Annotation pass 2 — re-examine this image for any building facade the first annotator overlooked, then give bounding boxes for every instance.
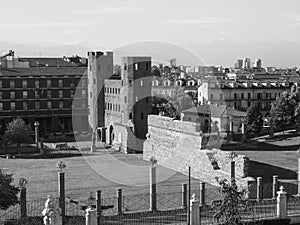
[0,55,88,137]
[198,80,292,117]
[88,53,152,152]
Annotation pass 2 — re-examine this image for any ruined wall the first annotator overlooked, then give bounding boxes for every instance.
[143,115,252,189]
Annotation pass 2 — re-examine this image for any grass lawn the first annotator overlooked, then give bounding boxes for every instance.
[0,148,206,201]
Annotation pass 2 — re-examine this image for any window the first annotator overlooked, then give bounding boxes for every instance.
[0,103,3,110]
[146,97,149,103]
[248,93,251,99]
[241,93,244,100]
[10,81,15,88]
[248,101,251,107]
[23,91,28,100]
[47,80,51,88]
[47,90,51,99]
[124,63,127,70]
[35,90,40,99]
[82,100,86,108]
[23,102,28,110]
[46,101,51,109]
[59,101,63,109]
[59,90,63,98]
[141,113,144,119]
[35,101,40,109]
[93,79,96,85]
[257,93,262,99]
[141,80,144,86]
[10,91,15,100]
[136,96,138,102]
[234,93,237,100]
[22,80,27,88]
[82,90,86,97]
[58,80,63,88]
[129,112,132,119]
[70,90,75,98]
[0,81,2,88]
[146,63,149,70]
[234,102,237,109]
[90,92,92,98]
[220,93,223,100]
[0,92,2,99]
[210,94,214,100]
[35,80,39,88]
[125,96,127,103]
[11,102,15,110]
[135,63,138,70]
[129,80,132,87]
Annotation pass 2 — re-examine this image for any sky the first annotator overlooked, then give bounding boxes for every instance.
[1,0,300,67]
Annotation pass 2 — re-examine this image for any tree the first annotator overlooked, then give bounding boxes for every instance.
[270,91,298,131]
[0,169,19,210]
[244,104,263,136]
[5,118,32,155]
[214,179,248,225]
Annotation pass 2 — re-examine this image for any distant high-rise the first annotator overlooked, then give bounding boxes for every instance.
[234,59,243,69]
[253,58,262,69]
[243,58,251,69]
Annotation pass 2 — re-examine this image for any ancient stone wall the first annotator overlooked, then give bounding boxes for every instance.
[143,115,252,189]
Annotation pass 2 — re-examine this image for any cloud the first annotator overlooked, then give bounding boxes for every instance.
[74,6,145,15]
[164,18,226,27]
[0,22,91,28]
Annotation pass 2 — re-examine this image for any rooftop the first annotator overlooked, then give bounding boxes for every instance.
[0,67,87,77]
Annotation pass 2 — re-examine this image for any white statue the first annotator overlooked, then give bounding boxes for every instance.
[42,196,62,225]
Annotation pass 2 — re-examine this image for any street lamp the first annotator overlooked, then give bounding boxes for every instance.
[34,121,40,150]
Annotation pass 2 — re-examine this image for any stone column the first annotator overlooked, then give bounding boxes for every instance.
[298,158,300,195]
[182,183,187,209]
[257,177,263,202]
[269,118,274,138]
[150,158,157,211]
[276,186,287,218]
[273,175,279,199]
[96,190,101,224]
[90,130,96,153]
[117,188,122,215]
[241,122,246,143]
[58,172,65,225]
[85,207,97,225]
[190,194,200,225]
[20,188,27,217]
[199,182,205,207]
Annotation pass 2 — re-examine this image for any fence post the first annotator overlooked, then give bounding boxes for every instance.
[199,182,205,207]
[190,194,200,225]
[276,186,287,218]
[273,175,279,199]
[58,172,66,225]
[96,190,101,224]
[257,177,263,201]
[20,187,27,217]
[182,183,187,209]
[116,188,122,215]
[86,207,97,225]
[150,161,157,211]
